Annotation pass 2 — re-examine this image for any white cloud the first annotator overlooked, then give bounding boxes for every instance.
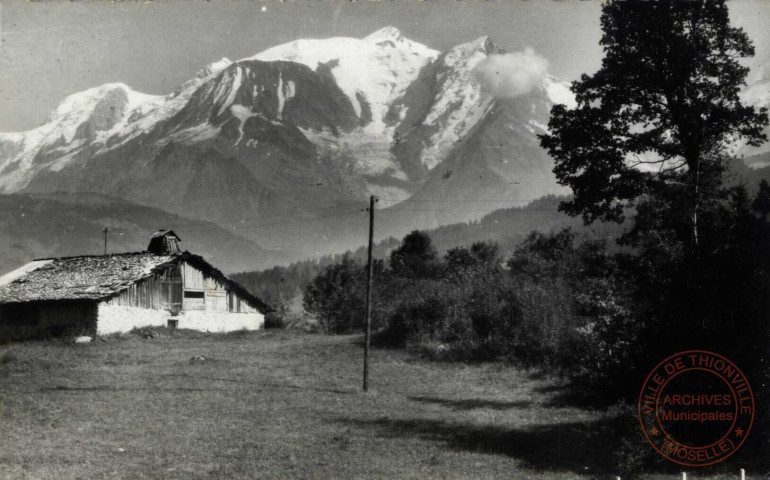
[472,48,549,99]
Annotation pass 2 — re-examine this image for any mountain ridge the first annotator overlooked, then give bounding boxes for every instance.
[0,192,281,275]
[2,27,767,269]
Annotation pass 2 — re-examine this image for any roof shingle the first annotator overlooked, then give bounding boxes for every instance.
[0,253,175,303]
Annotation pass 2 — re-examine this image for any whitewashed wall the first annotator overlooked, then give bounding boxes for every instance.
[96,303,264,335]
[176,310,264,332]
[97,305,169,335]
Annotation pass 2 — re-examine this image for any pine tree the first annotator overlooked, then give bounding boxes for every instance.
[541,0,768,252]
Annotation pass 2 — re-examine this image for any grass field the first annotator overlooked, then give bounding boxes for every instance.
[0,330,763,479]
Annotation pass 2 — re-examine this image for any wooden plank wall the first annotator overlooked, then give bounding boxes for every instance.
[181,262,206,291]
[181,261,256,313]
[103,261,257,314]
[104,264,181,311]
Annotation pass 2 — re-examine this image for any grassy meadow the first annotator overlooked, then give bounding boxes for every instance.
[0,330,763,479]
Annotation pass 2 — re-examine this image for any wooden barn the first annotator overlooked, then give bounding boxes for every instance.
[0,230,270,341]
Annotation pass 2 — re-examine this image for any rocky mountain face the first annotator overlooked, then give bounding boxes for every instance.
[10,28,766,266]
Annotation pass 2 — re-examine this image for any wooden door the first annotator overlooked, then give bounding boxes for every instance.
[161,265,183,314]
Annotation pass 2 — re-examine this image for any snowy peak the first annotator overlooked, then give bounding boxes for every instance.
[175,58,234,95]
[248,27,436,66]
[445,36,501,61]
[362,26,424,51]
[392,36,501,171]
[0,82,165,192]
[23,82,160,149]
[442,36,496,69]
[388,35,570,175]
[51,83,127,124]
[48,83,162,139]
[246,28,439,129]
[199,58,233,79]
[364,26,404,43]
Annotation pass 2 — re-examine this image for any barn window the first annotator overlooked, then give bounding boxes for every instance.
[183,290,206,311]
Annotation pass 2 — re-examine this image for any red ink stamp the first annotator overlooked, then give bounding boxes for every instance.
[638,350,754,467]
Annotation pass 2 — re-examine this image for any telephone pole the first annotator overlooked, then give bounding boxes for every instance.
[103,228,111,255]
[363,195,377,392]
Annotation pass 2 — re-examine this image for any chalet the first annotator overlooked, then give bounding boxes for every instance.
[0,230,270,342]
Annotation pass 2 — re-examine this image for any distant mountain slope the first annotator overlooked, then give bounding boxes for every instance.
[0,193,279,275]
[232,157,770,305]
[233,195,625,306]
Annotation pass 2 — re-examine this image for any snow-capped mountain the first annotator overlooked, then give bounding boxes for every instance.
[0,27,573,258]
[0,83,164,191]
[249,26,438,133]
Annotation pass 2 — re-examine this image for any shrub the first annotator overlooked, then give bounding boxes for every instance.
[264,306,288,329]
[390,230,441,279]
[303,255,367,333]
[304,229,645,393]
[508,277,575,367]
[379,279,466,347]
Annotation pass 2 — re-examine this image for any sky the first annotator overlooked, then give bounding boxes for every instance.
[1,0,769,132]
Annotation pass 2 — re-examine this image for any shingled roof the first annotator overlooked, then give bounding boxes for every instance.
[0,253,175,304]
[0,252,271,313]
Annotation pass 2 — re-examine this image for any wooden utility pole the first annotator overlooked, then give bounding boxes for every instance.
[103,228,111,256]
[363,195,376,392]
